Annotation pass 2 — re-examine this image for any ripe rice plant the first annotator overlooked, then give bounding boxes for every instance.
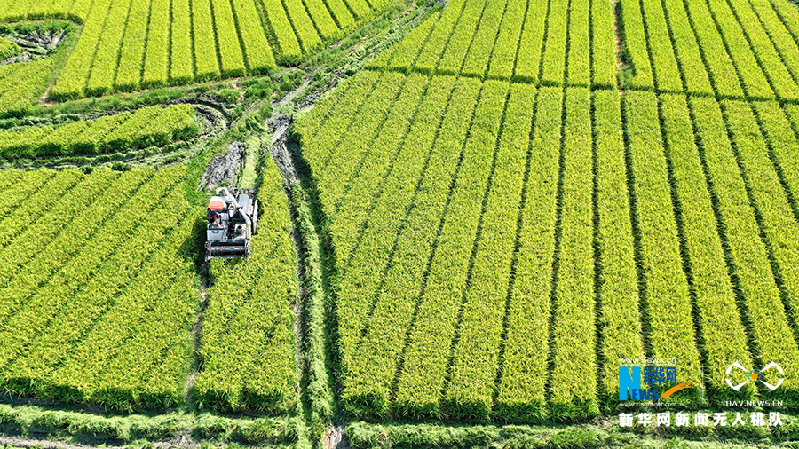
[592,90,644,406]
[412,0,468,74]
[548,87,598,418]
[170,0,195,84]
[566,0,590,86]
[678,0,744,97]
[393,80,507,420]
[442,83,534,422]
[512,0,546,82]
[540,0,567,85]
[435,0,485,76]
[339,75,457,418]
[143,0,172,87]
[721,0,799,100]
[493,86,561,423]
[591,0,617,88]
[690,95,799,397]
[703,0,773,98]
[231,0,276,74]
[660,0,713,95]
[0,166,202,410]
[113,0,150,91]
[193,0,222,80]
[658,93,753,400]
[485,0,525,80]
[85,0,131,96]
[211,0,246,77]
[618,0,654,89]
[460,0,508,79]
[640,0,683,91]
[2,0,400,99]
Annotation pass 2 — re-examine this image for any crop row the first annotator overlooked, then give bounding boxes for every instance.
[392,80,507,420]
[442,82,534,422]
[363,0,799,99]
[0,166,200,409]
[0,36,19,60]
[0,105,199,157]
[0,169,53,214]
[337,75,463,418]
[3,0,401,97]
[690,95,799,397]
[196,157,297,413]
[618,0,799,100]
[548,87,598,418]
[493,86,561,422]
[624,91,704,399]
[373,0,617,87]
[296,61,799,421]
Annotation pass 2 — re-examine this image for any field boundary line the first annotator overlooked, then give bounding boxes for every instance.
[590,91,604,405]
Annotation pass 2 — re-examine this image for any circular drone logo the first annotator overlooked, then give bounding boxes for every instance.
[725,361,784,391]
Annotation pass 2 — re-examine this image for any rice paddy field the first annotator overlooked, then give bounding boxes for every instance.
[1,0,799,447]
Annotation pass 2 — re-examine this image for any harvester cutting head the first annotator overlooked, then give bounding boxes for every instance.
[205,187,258,261]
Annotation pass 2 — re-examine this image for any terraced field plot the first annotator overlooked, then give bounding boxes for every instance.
[0,104,199,157]
[0,0,399,100]
[0,166,198,409]
[196,160,299,414]
[0,158,298,412]
[295,0,799,423]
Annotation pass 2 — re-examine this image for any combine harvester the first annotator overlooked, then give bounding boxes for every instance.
[205,187,258,261]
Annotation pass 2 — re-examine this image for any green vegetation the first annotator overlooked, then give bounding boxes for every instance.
[290,0,799,425]
[5,0,799,447]
[0,36,19,59]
